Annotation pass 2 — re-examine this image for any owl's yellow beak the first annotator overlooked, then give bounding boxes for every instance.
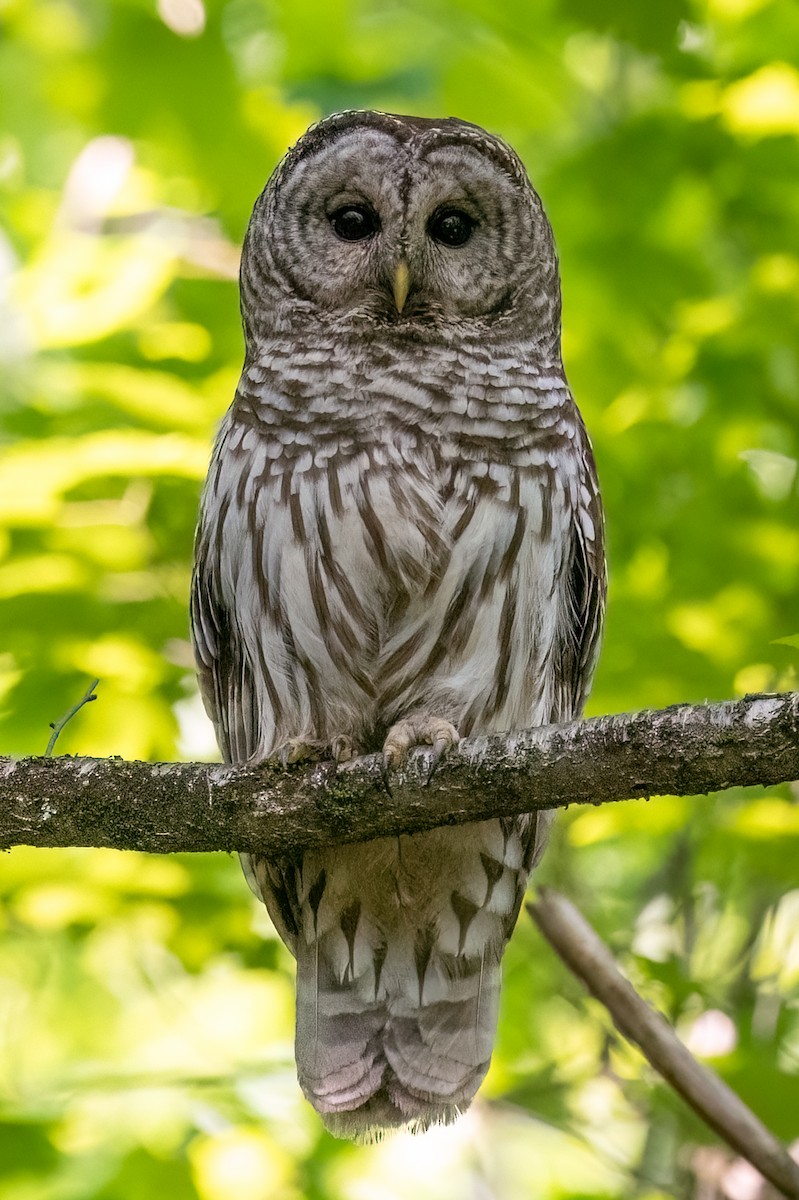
[392,260,410,314]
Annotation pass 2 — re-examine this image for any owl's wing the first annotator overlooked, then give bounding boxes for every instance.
[555,448,607,722]
[517,440,606,884]
[191,573,244,764]
[190,541,302,954]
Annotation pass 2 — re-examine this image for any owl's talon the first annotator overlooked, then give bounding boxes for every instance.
[425,734,455,785]
[331,734,357,765]
[274,735,358,770]
[382,715,460,779]
[275,738,322,768]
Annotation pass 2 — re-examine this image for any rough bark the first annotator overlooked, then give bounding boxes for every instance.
[1,691,796,855]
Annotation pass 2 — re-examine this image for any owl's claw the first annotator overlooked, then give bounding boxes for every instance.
[274,735,358,769]
[276,738,320,768]
[330,734,357,764]
[382,715,460,784]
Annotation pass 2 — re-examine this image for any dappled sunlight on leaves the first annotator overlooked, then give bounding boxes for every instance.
[17,232,178,350]
[722,62,799,137]
[751,890,799,992]
[0,431,208,525]
[189,1127,297,1200]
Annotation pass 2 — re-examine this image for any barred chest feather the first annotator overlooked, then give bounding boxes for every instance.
[200,382,584,759]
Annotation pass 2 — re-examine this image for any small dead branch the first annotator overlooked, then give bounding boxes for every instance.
[528,888,799,1200]
[44,678,99,757]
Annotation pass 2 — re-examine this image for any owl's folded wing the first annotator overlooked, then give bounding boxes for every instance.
[554,442,607,723]
[190,555,302,954]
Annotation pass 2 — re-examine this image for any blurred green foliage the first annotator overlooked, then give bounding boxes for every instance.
[1,0,798,1196]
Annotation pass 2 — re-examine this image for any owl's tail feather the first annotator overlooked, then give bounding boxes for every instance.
[295,938,501,1141]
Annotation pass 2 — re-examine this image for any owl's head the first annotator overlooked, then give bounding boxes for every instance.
[242,110,560,345]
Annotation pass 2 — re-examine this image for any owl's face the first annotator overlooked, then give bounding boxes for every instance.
[244,111,559,336]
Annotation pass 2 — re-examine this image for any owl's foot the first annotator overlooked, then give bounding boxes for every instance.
[382,714,460,782]
[274,735,358,768]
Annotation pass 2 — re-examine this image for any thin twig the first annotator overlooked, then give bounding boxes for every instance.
[45,679,99,757]
[528,887,799,1200]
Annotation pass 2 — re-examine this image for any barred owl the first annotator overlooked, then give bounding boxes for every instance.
[191,110,605,1139]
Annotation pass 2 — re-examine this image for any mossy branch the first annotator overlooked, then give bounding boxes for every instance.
[1,691,796,854]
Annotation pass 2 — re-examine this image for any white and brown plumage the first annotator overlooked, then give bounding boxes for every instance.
[191,110,606,1139]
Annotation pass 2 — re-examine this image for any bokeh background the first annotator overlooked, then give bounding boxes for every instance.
[1,0,798,1196]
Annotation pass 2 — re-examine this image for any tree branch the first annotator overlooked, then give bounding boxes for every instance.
[0,691,796,854]
[528,888,799,1200]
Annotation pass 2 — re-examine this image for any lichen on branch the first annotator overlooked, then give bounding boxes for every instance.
[0,691,796,856]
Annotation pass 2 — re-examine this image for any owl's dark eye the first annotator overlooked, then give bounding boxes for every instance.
[329,204,380,242]
[428,208,476,247]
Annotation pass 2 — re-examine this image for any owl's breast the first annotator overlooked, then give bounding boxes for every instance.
[316,443,574,733]
[344,452,453,601]
[203,398,580,752]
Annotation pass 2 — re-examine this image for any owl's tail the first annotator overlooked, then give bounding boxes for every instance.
[285,813,553,1140]
[294,930,502,1141]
